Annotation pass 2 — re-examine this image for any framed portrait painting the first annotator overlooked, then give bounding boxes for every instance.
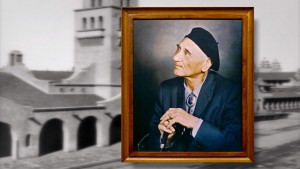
[122,7,254,162]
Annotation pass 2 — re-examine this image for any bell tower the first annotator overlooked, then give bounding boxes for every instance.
[64,0,137,98]
[70,0,123,98]
[74,0,122,73]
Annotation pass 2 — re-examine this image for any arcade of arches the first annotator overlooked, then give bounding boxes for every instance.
[0,114,121,158]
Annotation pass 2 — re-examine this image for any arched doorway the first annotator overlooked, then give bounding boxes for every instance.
[39,119,63,156]
[77,116,96,149]
[109,115,121,145]
[0,122,11,157]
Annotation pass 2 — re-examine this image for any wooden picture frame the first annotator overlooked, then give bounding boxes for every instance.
[122,7,254,162]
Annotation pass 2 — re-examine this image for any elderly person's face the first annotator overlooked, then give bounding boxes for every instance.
[173,38,212,77]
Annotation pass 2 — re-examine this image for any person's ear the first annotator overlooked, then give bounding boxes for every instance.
[201,58,212,72]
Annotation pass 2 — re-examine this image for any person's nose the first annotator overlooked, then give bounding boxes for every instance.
[173,51,182,62]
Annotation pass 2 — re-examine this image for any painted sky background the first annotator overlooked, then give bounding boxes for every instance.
[0,0,299,71]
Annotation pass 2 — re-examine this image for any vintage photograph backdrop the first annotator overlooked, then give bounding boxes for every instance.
[0,0,299,168]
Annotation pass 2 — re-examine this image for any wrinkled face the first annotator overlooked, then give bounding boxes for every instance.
[173,38,211,77]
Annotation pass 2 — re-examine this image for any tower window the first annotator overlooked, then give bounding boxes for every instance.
[82,18,87,30]
[91,0,95,8]
[90,17,95,29]
[99,16,103,29]
[98,0,102,7]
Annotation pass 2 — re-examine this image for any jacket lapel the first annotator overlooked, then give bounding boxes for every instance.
[193,71,215,118]
[176,78,185,110]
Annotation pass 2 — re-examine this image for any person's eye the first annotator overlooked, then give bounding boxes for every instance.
[175,45,181,54]
[184,49,191,56]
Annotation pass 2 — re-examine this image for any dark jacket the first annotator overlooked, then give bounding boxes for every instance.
[148,71,242,152]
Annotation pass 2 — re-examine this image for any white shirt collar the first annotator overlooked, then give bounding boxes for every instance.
[183,76,207,98]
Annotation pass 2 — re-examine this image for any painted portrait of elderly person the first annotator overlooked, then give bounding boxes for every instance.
[133,20,242,152]
[148,27,241,152]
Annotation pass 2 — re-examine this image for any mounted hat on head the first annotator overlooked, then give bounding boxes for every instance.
[185,27,220,71]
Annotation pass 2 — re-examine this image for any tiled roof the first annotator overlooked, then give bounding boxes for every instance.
[32,70,73,82]
[0,72,102,108]
[255,72,295,81]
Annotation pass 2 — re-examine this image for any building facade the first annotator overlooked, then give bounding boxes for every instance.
[0,0,138,159]
[255,59,300,119]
